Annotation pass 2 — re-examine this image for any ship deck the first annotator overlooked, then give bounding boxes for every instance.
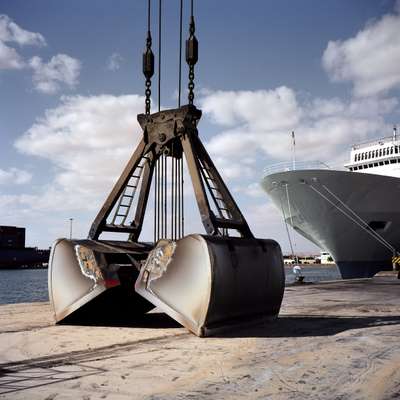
[0,274,399,400]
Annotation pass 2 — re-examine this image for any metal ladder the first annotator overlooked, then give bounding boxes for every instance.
[199,160,232,232]
[111,158,147,226]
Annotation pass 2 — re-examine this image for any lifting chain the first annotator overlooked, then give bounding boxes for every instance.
[143,1,154,115]
[186,7,198,105]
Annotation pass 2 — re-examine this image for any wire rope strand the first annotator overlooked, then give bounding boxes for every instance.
[173,152,177,240]
[161,153,164,238]
[279,193,295,259]
[171,150,174,239]
[154,157,157,243]
[285,184,297,254]
[178,0,183,107]
[164,153,167,237]
[321,183,395,251]
[157,157,161,241]
[158,0,162,112]
[181,156,184,236]
[174,154,177,239]
[174,154,177,240]
[309,184,395,254]
[147,0,151,31]
[177,156,181,238]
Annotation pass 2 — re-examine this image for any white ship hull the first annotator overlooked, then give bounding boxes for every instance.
[262,169,399,278]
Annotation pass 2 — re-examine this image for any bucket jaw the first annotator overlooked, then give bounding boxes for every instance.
[135,235,284,337]
[48,105,285,335]
[48,239,153,323]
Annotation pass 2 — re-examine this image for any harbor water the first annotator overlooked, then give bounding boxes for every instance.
[0,265,341,305]
[284,264,341,284]
[0,269,48,304]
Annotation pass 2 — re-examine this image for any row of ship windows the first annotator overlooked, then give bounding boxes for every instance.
[354,146,399,161]
[349,158,399,171]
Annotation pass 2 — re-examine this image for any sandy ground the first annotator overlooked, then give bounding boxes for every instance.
[0,275,399,400]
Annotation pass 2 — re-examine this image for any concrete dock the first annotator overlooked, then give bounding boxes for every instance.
[0,275,399,400]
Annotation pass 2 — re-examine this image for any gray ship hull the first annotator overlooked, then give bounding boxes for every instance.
[262,169,399,279]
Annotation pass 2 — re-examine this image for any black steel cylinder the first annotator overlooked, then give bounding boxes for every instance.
[143,48,154,79]
[186,35,198,65]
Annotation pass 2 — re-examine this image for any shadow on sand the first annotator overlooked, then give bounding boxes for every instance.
[61,311,400,337]
[217,314,400,338]
[0,329,187,395]
[1,313,399,395]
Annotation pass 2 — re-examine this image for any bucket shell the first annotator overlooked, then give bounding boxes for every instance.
[135,234,285,336]
[48,238,152,323]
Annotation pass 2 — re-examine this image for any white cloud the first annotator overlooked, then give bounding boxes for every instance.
[322,7,400,97]
[29,54,81,94]
[0,14,46,70]
[15,94,145,211]
[0,14,46,47]
[233,182,265,198]
[107,52,123,71]
[243,201,319,253]
[200,88,397,182]
[0,41,24,69]
[201,86,301,130]
[0,168,32,185]
[0,15,81,94]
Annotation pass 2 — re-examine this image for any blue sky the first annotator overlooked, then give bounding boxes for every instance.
[1,0,399,252]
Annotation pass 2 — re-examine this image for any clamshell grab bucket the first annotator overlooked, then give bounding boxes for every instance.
[48,238,153,323]
[135,234,285,337]
[48,105,286,334]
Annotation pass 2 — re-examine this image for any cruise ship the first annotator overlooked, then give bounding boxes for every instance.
[261,128,400,279]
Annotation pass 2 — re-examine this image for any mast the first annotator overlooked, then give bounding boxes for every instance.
[291,131,296,170]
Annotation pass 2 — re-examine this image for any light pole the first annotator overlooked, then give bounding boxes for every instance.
[69,218,73,239]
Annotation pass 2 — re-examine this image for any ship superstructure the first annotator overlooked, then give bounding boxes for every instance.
[345,128,400,177]
[261,128,400,279]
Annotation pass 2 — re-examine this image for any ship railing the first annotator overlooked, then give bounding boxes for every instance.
[352,135,400,150]
[263,161,331,176]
